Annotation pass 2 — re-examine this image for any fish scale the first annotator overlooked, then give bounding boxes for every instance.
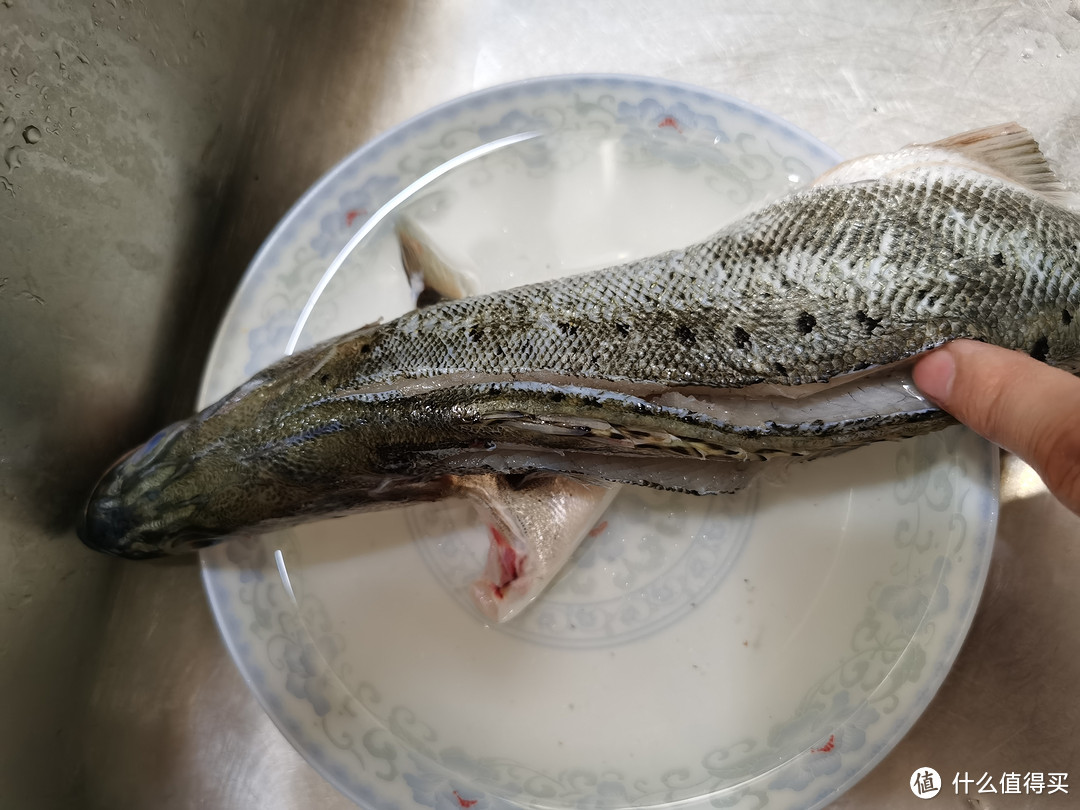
[78,123,1080,559]
[364,177,1066,391]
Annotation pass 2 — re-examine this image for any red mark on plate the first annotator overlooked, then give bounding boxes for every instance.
[811,734,836,753]
[453,791,478,808]
[658,116,682,133]
[587,520,609,538]
[345,208,366,227]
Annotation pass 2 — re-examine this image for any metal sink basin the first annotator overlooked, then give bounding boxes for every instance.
[3,1,1078,807]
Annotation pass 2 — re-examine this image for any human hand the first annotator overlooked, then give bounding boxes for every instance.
[913,339,1080,515]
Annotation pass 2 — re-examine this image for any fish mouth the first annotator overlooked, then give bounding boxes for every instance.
[77,422,215,558]
[77,446,138,555]
[78,490,158,559]
[78,475,216,558]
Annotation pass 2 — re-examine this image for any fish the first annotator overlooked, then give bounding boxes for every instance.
[80,122,1080,590]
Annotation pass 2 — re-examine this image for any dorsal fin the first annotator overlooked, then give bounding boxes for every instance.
[396,216,480,308]
[814,123,1075,208]
[928,122,1069,202]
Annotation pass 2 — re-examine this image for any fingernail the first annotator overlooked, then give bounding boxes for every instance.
[913,349,956,403]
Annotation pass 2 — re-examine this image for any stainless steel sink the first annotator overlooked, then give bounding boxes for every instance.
[3,1,1079,807]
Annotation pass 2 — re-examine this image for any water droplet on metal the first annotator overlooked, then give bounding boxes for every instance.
[4,145,23,170]
[1,0,13,8]
[9,66,18,78]
[22,125,40,144]
[1,117,13,137]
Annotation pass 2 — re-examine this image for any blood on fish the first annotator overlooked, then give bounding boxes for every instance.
[811,734,836,753]
[488,525,521,599]
[587,520,609,538]
[658,116,682,132]
[453,791,478,808]
[345,208,366,227]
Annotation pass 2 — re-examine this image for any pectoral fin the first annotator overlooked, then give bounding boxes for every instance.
[449,473,620,622]
[396,216,480,306]
[397,219,621,622]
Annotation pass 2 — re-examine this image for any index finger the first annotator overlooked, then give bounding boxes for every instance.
[912,339,1080,515]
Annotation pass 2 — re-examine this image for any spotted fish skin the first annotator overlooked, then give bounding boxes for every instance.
[80,123,1080,559]
[357,167,1080,390]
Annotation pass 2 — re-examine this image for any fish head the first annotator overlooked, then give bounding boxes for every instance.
[76,336,453,559]
[78,419,219,558]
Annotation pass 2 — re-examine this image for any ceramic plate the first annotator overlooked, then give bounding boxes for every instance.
[199,75,998,810]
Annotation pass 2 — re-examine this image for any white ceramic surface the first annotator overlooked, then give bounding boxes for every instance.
[198,75,998,810]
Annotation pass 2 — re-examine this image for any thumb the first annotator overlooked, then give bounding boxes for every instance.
[912,339,1080,515]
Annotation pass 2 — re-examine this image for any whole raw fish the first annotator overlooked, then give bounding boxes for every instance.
[80,123,1080,579]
